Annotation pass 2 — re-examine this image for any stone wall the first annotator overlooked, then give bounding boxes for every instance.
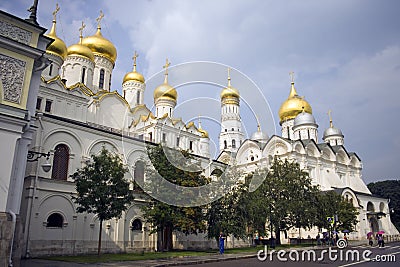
[0,212,12,267]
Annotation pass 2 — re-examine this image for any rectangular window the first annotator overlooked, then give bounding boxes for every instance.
[45,100,52,112]
[162,133,166,143]
[176,137,180,147]
[189,141,193,150]
[36,97,42,110]
[81,67,86,83]
[99,69,105,89]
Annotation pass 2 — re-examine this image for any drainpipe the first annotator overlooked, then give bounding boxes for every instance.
[24,112,44,258]
[7,210,16,267]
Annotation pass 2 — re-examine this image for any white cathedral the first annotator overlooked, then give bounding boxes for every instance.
[0,6,398,260]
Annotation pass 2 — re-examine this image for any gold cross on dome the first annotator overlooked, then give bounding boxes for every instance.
[227,67,231,86]
[132,51,138,71]
[163,58,171,75]
[328,110,333,127]
[52,3,60,21]
[96,10,104,28]
[289,71,295,83]
[79,21,86,39]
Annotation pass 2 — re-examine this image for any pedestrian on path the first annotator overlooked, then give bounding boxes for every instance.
[219,232,225,254]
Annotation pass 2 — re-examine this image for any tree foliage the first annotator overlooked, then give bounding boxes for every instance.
[314,191,359,232]
[71,147,133,255]
[206,169,250,243]
[206,157,359,245]
[139,144,209,251]
[250,157,320,244]
[368,180,400,231]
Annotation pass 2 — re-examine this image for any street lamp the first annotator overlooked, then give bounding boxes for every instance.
[27,151,51,172]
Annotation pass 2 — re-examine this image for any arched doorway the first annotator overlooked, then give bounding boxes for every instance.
[369,217,379,233]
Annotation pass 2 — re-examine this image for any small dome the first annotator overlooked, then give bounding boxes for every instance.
[220,86,240,99]
[123,52,145,84]
[323,126,343,139]
[67,41,95,61]
[294,111,316,126]
[251,130,269,142]
[123,71,145,84]
[154,59,177,102]
[198,128,209,138]
[279,82,312,124]
[221,69,240,100]
[154,83,177,102]
[45,21,67,60]
[221,71,239,100]
[82,28,117,64]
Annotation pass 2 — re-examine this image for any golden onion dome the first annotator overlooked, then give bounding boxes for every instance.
[123,52,145,84]
[220,86,240,99]
[67,38,95,62]
[153,82,177,101]
[197,118,209,138]
[123,71,145,84]
[81,27,117,64]
[45,20,68,60]
[220,70,240,99]
[278,82,312,124]
[198,128,209,138]
[154,59,177,102]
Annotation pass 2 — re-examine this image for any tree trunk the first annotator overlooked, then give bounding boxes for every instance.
[98,219,103,256]
[164,225,173,251]
[275,229,281,245]
[159,226,164,252]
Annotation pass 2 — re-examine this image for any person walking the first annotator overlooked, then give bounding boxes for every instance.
[219,232,225,254]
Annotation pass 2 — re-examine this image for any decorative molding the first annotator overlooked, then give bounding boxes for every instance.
[65,56,95,66]
[0,20,32,45]
[0,53,27,104]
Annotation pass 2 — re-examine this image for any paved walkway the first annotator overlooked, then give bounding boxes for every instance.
[20,241,368,267]
[21,252,255,267]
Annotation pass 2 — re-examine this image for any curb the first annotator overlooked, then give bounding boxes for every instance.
[151,254,256,267]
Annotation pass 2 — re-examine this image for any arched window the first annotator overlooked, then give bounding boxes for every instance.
[46,213,63,228]
[211,168,223,177]
[367,202,375,212]
[134,161,145,185]
[51,144,69,180]
[131,219,142,231]
[81,67,86,83]
[136,91,141,105]
[49,63,53,76]
[232,139,236,148]
[99,69,105,89]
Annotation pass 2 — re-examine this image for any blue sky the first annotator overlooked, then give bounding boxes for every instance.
[2,0,400,183]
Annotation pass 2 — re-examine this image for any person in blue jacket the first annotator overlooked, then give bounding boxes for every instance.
[219,232,225,254]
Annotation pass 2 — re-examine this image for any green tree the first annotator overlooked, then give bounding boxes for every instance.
[250,157,319,244]
[140,145,209,251]
[206,176,249,244]
[368,180,400,231]
[314,191,359,232]
[71,147,133,255]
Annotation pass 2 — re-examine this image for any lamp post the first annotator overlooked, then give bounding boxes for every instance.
[27,151,51,172]
[24,150,51,257]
